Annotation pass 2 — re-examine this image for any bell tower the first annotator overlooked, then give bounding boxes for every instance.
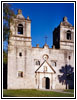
[7,9,32,89]
[53,17,74,50]
[9,9,32,47]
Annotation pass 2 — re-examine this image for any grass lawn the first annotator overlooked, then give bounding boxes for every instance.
[64,89,74,93]
[3,89,74,97]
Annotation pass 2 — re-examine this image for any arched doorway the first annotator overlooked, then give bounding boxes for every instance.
[46,77,50,89]
[42,77,50,89]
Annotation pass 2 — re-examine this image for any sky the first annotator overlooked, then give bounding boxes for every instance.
[4,3,74,49]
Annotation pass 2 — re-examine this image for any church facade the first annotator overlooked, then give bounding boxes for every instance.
[7,9,74,90]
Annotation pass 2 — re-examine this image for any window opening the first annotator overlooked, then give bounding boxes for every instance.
[36,60,40,65]
[19,52,22,57]
[55,62,56,66]
[67,30,71,40]
[68,56,71,60]
[18,71,23,77]
[18,24,23,34]
[51,61,57,67]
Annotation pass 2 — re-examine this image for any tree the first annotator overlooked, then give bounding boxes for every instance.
[3,51,7,89]
[3,3,15,89]
[3,3,15,64]
[3,3,15,42]
[58,64,74,89]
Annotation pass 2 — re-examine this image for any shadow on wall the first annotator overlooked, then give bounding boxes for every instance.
[3,63,7,89]
[58,64,74,89]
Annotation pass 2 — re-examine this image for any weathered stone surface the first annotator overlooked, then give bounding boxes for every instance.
[7,10,74,90]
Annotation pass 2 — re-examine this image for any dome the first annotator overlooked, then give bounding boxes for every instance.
[16,9,25,19]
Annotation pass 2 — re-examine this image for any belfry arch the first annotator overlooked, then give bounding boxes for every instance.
[18,24,23,34]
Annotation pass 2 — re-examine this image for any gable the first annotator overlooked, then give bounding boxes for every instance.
[35,61,56,73]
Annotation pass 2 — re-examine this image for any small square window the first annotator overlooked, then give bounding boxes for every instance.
[19,52,22,57]
[18,71,23,77]
[51,61,57,67]
[35,60,40,65]
[68,56,71,60]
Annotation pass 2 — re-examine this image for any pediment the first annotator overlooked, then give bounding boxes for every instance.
[35,60,56,73]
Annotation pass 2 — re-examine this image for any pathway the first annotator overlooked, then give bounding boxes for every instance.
[39,89,74,94]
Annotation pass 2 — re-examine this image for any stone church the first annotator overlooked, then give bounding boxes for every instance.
[7,9,74,90]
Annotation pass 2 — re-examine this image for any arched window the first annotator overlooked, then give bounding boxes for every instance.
[67,30,71,40]
[18,24,23,34]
